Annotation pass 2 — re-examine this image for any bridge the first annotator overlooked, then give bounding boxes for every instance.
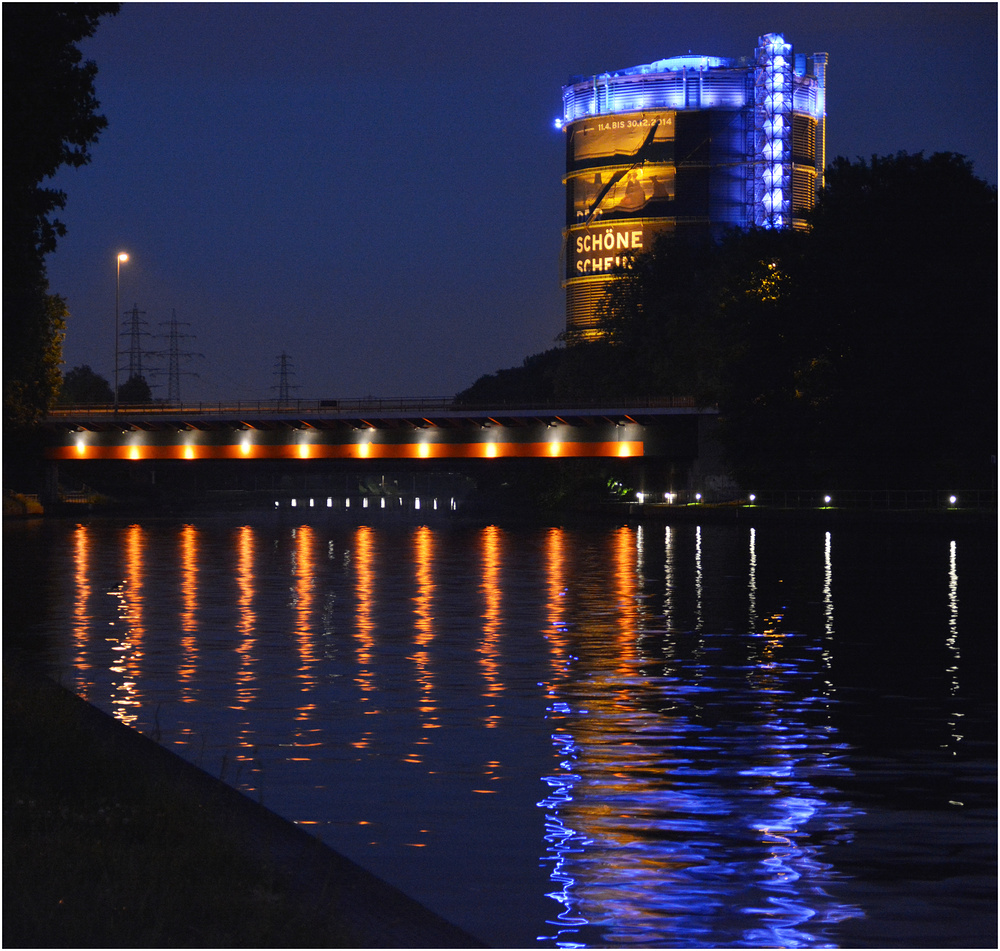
[44,397,716,463]
[40,397,724,505]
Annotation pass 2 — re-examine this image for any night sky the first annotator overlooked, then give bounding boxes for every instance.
[45,2,997,403]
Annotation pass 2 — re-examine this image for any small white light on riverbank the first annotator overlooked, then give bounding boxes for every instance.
[949,495,958,505]
[748,493,756,502]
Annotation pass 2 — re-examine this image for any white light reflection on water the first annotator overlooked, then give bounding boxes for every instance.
[663,525,676,630]
[822,530,835,696]
[947,540,960,686]
[945,539,963,753]
[694,524,704,631]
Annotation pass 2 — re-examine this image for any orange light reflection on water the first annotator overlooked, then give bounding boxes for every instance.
[232,525,257,710]
[351,525,379,749]
[293,525,317,720]
[123,523,145,655]
[178,524,199,701]
[613,525,638,683]
[544,526,569,672]
[72,524,92,697]
[478,525,504,727]
[409,525,439,762]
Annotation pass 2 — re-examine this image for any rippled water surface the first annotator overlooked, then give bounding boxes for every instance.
[6,513,996,947]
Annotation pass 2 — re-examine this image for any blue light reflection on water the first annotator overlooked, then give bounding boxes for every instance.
[9,515,996,948]
[533,523,864,947]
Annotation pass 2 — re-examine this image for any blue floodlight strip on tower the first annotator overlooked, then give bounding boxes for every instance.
[558,34,824,125]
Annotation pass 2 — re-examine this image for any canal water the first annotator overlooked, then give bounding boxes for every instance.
[5,512,996,947]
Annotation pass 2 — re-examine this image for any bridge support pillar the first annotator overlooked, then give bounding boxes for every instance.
[42,461,59,506]
[691,415,739,499]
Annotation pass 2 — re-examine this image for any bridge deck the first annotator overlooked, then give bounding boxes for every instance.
[43,399,715,464]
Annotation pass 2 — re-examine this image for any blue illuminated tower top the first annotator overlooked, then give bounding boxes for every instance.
[558,33,828,228]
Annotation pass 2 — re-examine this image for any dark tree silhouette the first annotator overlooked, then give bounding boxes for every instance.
[787,152,998,487]
[59,365,114,404]
[3,3,119,429]
[118,375,153,405]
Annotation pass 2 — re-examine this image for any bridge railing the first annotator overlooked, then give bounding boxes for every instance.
[47,395,704,418]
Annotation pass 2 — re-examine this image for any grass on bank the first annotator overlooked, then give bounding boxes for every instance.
[3,663,357,948]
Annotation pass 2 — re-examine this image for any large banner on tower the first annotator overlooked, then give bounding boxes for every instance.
[567,220,672,277]
[565,111,677,279]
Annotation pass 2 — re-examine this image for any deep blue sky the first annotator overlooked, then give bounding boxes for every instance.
[46,2,997,403]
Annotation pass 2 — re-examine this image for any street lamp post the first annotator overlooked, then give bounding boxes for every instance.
[114,252,129,412]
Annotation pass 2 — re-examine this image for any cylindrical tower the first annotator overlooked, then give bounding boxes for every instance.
[558,35,827,342]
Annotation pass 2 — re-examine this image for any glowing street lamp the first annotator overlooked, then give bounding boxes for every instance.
[114,251,129,412]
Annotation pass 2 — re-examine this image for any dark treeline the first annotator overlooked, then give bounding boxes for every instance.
[3,4,120,433]
[458,152,997,490]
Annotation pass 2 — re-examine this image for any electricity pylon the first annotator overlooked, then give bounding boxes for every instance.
[122,303,151,382]
[153,310,202,404]
[272,352,300,402]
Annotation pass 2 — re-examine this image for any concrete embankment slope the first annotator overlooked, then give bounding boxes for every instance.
[4,659,486,949]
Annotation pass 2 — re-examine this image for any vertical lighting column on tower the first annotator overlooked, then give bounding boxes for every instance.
[114,251,129,412]
[752,33,794,229]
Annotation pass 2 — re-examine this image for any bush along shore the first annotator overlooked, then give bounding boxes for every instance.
[3,659,484,949]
